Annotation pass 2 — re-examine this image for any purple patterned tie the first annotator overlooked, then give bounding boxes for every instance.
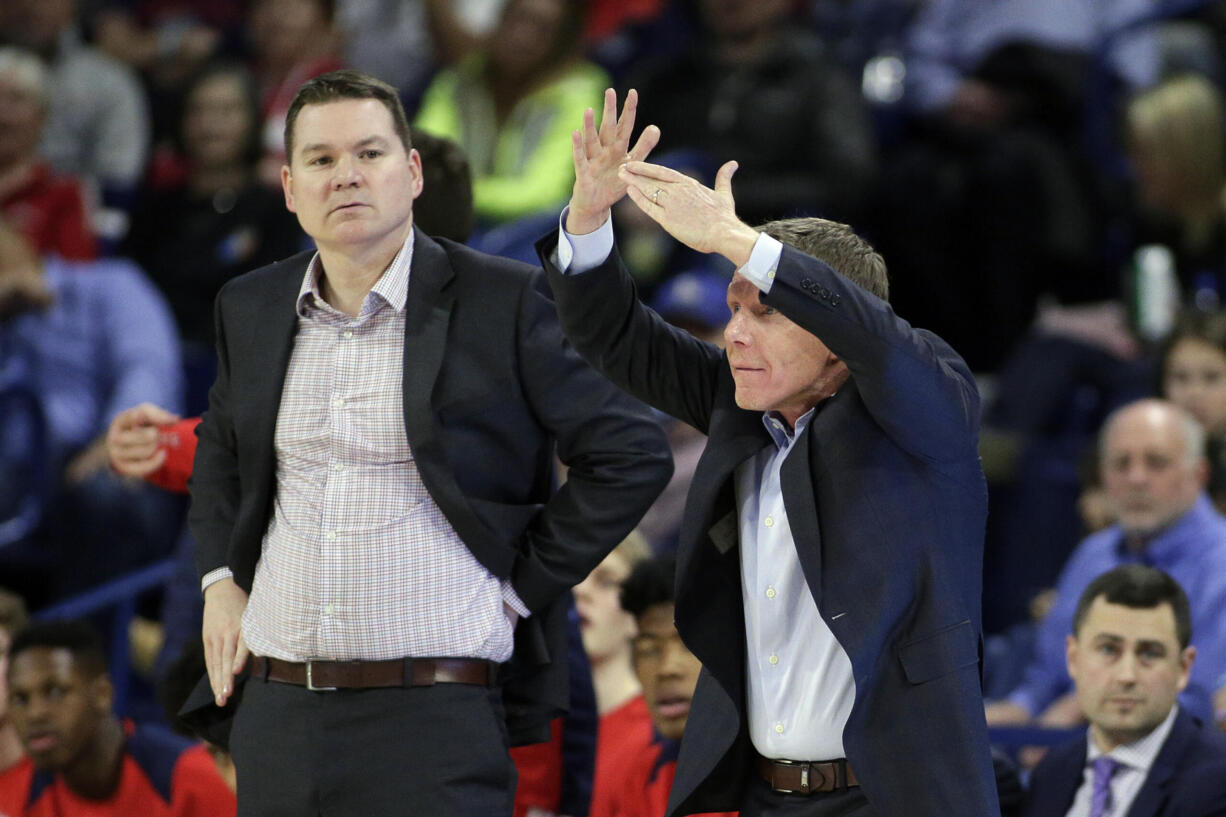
[1088,756,1120,817]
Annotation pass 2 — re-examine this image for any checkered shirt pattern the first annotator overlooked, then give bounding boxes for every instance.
[239,232,525,662]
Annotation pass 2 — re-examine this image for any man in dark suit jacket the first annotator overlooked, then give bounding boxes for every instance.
[538,90,998,816]
[183,71,672,816]
[1023,565,1226,817]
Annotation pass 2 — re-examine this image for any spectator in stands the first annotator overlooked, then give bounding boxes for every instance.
[1021,565,1226,817]
[1,619,235,816]
[0,589,29,817]
[1161,311,1226,513]
[0,222,184,607]
[903,0,1158,118]
[597,556,735,817]
[0,47,96,260]
[986,399,1226,732]
[573,531,654,817]
[0,0,151,243]
[414,0,607,224]
[1125,74,1226,308]
[627,0,876,227]
[123,62,304,353]
[248,0,344,184]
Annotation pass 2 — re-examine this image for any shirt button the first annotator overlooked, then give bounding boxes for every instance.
[332,462,345,472]
[343,329,354,339]
[767,270,776,280]
[765,586,776,599]
[771,419,783,429]
[325,530,337,541]
[764,516,774,528]
[332,396,344,409]
[769,654,779,666]
[324,604,334,615]
[775,723,784,734]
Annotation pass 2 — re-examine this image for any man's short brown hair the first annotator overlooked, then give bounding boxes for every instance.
[283,69,412,162]
[756,217,889,302]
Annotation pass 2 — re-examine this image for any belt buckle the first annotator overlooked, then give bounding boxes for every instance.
[771,759,822,795]
[305,660,337,692]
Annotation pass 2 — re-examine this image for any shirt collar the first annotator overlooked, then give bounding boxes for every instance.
[296,229,415,317]
[1113,494,1216,565]
[761,406,816,450]
[1085,705,1179,775]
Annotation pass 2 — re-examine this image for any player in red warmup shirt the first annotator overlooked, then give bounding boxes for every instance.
[1,619,234,817]
[606,557,736,817]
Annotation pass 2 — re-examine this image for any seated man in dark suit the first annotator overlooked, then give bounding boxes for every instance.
[1022,565,1226,817]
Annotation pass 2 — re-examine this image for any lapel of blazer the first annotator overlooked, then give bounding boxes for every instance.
[1125,709,1194,817]
[400,229,455,459]
[251,255,311,490]
[778,396,836,610]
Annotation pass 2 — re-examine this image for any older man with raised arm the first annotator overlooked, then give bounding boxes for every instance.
[538,89,998,817]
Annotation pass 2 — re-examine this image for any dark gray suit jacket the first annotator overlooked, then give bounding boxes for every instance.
[542,236,999,816]
[183,229,672,746]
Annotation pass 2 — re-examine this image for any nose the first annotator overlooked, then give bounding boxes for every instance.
[331,153,361,188]
[658,637,687,679]
[1114,651,1139,684]
[724,311,749,347]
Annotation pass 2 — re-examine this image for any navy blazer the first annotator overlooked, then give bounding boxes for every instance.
[543,236,998,816]
[183,229,672,746]
[1023,709,1226,817]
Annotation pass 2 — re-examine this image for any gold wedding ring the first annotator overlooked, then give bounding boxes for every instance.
[651,188,662,204]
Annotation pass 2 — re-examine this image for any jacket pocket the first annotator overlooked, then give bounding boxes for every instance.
[897,619,978,685]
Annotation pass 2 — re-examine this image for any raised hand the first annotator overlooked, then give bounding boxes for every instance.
[618,159,759,267]
[566,88,660,235]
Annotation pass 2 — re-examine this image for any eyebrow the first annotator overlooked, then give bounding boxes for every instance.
[298,136,391,155]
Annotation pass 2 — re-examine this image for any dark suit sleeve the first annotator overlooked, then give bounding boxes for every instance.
[762,245,981,465]
[187,283,241,583]
[507,269,673,611]
[539,233,726,435]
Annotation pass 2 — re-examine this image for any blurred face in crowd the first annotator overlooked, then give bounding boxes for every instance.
[0,0,75,53]
[489,0,568,80]
[724,275,845,427]
[282,98,421,258]
[7,648,112,771]
[1100,402,1205,539]
[183,72,254,171]
[0,72,45,171]
[574,551,638,666]
[699,0,790,39]
[250,0,331,67]
[633,603,702,741]
[1163,338,1226,437]
[1067,597,1193,751]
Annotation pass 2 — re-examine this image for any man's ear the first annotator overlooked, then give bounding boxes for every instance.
[281,165,296,213]
[1065,634,1079,680]
[90,673,114,716]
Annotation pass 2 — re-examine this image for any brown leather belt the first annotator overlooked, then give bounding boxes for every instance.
[757,756,859,795]
[248,656,494,692]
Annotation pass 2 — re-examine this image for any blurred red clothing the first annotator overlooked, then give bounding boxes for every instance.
[1,163,97,260]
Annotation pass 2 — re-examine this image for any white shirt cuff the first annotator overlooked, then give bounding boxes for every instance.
[501,581,531,618]
[556,206,615,274]
[736,232,783,293]
[201,566,234,594]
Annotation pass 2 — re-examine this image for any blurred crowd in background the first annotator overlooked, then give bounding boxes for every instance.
[3,0,1226,813]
